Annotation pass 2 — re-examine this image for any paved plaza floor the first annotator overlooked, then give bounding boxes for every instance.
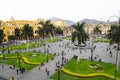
[0,39,120,80]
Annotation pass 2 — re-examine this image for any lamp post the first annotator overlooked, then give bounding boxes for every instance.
[61,51,64,66]
[90,34,94,61]
[57,63,60,80]
[107,15,120,80]
[2,49,5,63]
[91,48,93,61]
[17,51,21,69]
[46,48,48,62]
[61,56,64,66]
[45,41,48,62]
[43,43,45,54]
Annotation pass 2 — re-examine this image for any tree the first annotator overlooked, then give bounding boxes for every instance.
[38,20,55,62]
[38,20,55,39]
[93,25,101,34]
[93,25,102,41]
[106,24,120,80]
[15,28,21,40]
[55,27,63,35]
[22,24,34,39]
[21,24,34,52]
[8,35,15,43]
[71,22,88,45]
[0,29,4,44]
[37,27,44,38]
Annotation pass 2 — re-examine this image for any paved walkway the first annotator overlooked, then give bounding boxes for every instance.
[18,40,78,80]
[0,39,120,80]
[0,40,77,80]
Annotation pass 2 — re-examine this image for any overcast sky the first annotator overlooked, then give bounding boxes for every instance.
[0,0,120,22]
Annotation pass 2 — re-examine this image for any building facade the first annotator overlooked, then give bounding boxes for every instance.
[0,17,66,43]
[84,22,111,34]
[64,22,111,36]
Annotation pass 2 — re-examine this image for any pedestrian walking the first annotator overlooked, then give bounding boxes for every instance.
[10,76,14,80]
[56,62,58,66]
[47,70,49,76]
[45,67,48,72]
[16,69,19,75]
[1,64,4,70]
[38,65,41,71]
[109,51,112,57]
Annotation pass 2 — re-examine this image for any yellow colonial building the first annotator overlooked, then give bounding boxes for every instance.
[0,17,113,43]
[0,17,66,43]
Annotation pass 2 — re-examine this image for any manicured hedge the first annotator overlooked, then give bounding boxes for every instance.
[21,57,40,65]
[61,67,119,80]
[0,55,40,65]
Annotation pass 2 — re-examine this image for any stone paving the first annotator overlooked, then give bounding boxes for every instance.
[0,39,120,80]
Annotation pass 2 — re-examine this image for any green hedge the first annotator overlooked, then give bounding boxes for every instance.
[0,55,40,65]
[61,67,119,80]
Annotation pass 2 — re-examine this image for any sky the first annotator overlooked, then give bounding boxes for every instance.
[0,0,120,22]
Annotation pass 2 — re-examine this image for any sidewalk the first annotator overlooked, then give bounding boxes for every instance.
[18,41,76,80]
[0,63,27,80]
[0,40,75,80]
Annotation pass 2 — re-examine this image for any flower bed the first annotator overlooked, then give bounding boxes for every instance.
[89,63,103,71]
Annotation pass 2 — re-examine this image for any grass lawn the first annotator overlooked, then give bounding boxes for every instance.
[0,52,54,70]
[65,37,72,41]
[51,72,109,80]
[0,37,59,51]
[51,59,120,80]
[0,42,41,51]
[42,37,59,43]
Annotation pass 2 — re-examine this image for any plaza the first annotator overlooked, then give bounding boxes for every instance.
[0,36,120,80]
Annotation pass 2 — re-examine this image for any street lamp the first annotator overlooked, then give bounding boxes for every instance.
[91,48,94,61]
[61,56,64,66]
[90,34,94,61]
[61,51,64,66]
[17,51,21,69]
[44,43,46,54]
[45,41,48,62]
[107,15,120,80]
[2,49,5,63]
[46,48,48,62]
[57,63,60,80]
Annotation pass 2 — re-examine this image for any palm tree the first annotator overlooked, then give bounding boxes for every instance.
[71,22,88,45]
[0,29,4,44]
[38,20,55,39]
[8,35,15,43]
[15,28,21,40]
[106,24,120,80]
[38,20,55,62]
[55,27,63,35]
[21,24,34,52]
[37,27,45,45]
[93,25,101,34]
[14,28,21,45]
[93,25,101,41]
